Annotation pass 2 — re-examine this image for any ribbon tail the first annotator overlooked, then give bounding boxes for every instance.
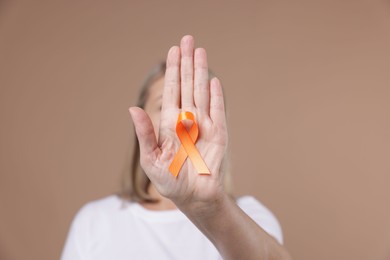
[169,146,187,177]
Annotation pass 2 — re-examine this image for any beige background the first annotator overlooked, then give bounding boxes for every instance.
[1,1,390,259]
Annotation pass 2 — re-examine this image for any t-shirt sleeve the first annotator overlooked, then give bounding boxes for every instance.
[236,196,284,245]
[61,203,95,260]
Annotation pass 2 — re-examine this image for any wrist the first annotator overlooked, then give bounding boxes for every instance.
[177,190,232,219]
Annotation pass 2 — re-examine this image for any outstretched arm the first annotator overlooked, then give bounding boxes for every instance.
[129,35,291,260]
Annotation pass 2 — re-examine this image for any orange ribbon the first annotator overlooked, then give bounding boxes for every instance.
[169,111,210,177]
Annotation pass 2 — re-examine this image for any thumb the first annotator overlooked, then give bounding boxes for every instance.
[129,107,159,163]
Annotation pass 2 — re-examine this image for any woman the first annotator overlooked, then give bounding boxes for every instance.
[62,35,291,260]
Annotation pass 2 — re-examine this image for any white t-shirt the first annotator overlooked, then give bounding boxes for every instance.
[61,195,283,260]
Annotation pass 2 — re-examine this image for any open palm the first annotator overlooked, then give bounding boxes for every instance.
[129,35,228,208]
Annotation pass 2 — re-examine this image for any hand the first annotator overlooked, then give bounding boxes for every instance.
[129,35,228,210]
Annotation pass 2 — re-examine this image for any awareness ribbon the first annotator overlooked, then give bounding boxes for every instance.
[169,111,210,177]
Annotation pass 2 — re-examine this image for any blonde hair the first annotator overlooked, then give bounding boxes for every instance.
[120,62,233,202]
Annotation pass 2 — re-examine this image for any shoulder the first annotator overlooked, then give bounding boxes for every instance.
[75,195,122,217]
[236,196,275,217]
[62,195,123,259]
[69,195,124,236]
[236,195,284,245]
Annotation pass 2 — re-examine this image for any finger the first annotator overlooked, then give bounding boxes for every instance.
[194,48,210,114]
[180,35,195,110]
[162,46,180,110]
[209,77,226,127]
[129,107,159,164]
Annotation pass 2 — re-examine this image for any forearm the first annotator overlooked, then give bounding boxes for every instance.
[178,192,292,260]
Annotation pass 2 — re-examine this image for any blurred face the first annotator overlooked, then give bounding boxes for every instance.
[143,76,164,138]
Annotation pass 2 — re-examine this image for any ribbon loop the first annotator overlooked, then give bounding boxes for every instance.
[169,111,210,177]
